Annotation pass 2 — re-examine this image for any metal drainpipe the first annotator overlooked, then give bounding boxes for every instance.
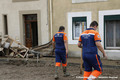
[47,0,49,40]
[50,0,53,39]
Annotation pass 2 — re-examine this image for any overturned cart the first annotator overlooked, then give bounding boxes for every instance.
[29,40,55,58]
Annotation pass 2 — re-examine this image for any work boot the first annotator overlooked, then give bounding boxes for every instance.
[63,67,70,77]
[54,66,59,79]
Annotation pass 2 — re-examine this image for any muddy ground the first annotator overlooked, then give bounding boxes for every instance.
[0,57,119,80]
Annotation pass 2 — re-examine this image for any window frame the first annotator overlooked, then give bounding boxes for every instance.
[68,12,91,44]
[99,10,120,50]
[12,0,38,2]
[3,15,8,35]
[72,0,108,3]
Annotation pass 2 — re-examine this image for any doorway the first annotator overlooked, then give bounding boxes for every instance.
[24,14,38,48]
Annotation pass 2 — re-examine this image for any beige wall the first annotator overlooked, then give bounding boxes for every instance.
[52,0,120,58]
[52,0,120,34]
[12,0,39,2]
[0,0,49,45]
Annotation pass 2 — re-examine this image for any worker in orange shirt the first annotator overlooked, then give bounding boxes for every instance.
[52,26,70,79]
[78,21,107,80]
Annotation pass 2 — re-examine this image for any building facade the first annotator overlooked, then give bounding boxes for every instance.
[0,0,49,48]
[0,0,120,60]
[51,0,120,60]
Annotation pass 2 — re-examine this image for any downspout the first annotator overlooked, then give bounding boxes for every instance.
[47,0,49,40]
[50,0,53,39]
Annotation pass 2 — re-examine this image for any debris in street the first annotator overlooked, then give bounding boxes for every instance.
[0,36,54,59]
[0,36,29,58]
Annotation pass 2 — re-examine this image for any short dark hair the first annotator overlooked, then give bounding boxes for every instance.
[59,26,65,31]
[90,21,98,27]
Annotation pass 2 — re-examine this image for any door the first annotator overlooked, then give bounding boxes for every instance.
[24,14,38,48]
[31,22,38,47]
[25,21,32,48]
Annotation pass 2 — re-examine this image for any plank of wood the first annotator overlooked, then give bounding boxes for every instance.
[10,48,24,58]
[23,49,29,58]
[80,48,83,74]
[80,22,85,74]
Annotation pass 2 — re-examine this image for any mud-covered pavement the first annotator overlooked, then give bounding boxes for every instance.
[0,57,119,80]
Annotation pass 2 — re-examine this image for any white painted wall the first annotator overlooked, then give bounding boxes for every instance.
[72,0,107,3]
[0,0,49,45]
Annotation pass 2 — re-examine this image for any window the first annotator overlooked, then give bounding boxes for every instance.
[3,15,8,35]
[24,14,37,21]
[12,0,38,2]
[72,17,87,40]
[72,0,107,3]
[68,12,91,44]
[104,15,120,49]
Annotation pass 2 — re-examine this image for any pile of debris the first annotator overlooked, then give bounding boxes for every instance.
[0,36,29,58]
[0,35,54,58]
